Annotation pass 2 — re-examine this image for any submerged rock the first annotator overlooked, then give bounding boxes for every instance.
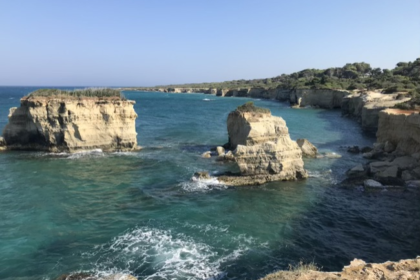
[218,103,307,186]
[201,151,211,158]
[363,179,383,188]
[296,138,318,157]
[216,146,225,156]
[0,136,5,151]
[2,91,138,152]
[193,171,211,180]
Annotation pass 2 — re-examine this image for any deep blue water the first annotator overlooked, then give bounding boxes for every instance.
[0,86,419,280]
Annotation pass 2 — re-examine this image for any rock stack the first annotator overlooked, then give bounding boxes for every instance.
[2,90,138,152]
[218,102,307,186]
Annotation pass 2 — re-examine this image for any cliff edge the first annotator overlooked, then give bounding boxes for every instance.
[2,89,138,152]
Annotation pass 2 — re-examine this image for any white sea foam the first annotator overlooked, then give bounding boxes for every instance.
[68,149,105,159]
[180,177,227,192]
[84,226,251,280]
[203,98,212,101]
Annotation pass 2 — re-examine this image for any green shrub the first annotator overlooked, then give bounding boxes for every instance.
[236,101,270,113]
[27,88,125,99]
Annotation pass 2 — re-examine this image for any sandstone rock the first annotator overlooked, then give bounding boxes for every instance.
[261,257,420,280]
[219,107,307,185]
[0,136,6,151]
[216,146,225,156]
[383,140,395,153]
[369,161,393,174]
[193,171,211,180]
[289,89,349,109]
[296,138,318,157]
[391,156,418,170]
[377,109,420,155]
[375,165,399,178]
[201,151,211,158]
[364,179,384,188]
[347,146,360,154]
[2,95,138,152]
[346,164,366,177]
[224,150,235,161]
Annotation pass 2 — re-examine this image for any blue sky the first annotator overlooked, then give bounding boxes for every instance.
[0,0,419,86]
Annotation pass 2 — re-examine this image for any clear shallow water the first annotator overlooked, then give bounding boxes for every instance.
[0,87,419,280]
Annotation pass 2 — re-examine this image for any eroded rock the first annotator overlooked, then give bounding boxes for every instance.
[296,138,318,157]
[2,95,138,152]
[219,105,307,186]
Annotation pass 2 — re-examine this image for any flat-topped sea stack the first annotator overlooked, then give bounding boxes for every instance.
[2,88,138,152]
[218,102,307,186]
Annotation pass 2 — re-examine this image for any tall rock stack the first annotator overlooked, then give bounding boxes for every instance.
[218,102,307,186]
[2,89,138,152]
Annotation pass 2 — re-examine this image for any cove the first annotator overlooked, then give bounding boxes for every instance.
[0,88,419,280]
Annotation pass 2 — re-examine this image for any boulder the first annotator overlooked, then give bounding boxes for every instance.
[193,171,211,180]
[0,136,6,151]
[224,150,235,161]
[201,151,211,158]
[402,170,415,181]
[391,156,418,170]
[375,165,399,178]
[216,146,225,156]
[364,179,384,188]
[369,161,393,174]
[346,164,366,177]
[296,138,318,157]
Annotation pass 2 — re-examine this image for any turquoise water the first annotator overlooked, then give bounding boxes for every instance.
[0,87,419,280]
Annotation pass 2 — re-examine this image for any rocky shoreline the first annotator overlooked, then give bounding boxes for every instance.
[130,86,420,189]
[260,257,420,280]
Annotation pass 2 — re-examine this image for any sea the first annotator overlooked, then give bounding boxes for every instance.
[0,86,419,280]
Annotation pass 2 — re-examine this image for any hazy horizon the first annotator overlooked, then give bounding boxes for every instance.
[1,0,419,87]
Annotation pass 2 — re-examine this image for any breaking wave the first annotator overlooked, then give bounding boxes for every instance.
[82,225,256,280]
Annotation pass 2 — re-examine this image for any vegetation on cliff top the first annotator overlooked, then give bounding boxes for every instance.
[152,58,420,94]
[27,88,126,99]
[236,101,271,114]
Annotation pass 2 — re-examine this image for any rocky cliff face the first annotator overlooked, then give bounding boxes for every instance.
[2,96,138,152]
[376,109,420,154]
[219,109,307,185]
[289,89,349,109]
[342,91,411,133]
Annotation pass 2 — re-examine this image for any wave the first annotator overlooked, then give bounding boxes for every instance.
[203,98,213,101]
[81,226,253,280]
[180,176,227,192]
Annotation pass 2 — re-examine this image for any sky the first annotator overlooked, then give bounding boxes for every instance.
[0,0,419,86]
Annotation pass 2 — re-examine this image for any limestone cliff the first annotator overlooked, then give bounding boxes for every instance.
[289,89,349,109]
[376,108,420,154]
[219,105,307,186]
[342,91,411,133]
[2,95,138,152]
